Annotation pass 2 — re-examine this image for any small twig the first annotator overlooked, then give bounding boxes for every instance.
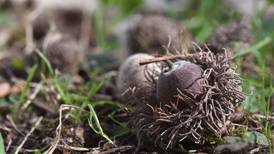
[32,101,57,115]
[139,55,188,65]
[139,52,210,66]
[44,105,84,154]
[22,83,42,110]
[44,105,66,154]
[253,114,274,120]
[57,145,90,151]
[14,117,43,154]
[6,115,24,136]
[95,145,134,154]
[0,126,12,151]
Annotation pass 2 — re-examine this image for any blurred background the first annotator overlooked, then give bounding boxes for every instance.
[0,0,273,153]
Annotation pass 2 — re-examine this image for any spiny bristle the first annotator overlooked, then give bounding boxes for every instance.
[130,46,245,147]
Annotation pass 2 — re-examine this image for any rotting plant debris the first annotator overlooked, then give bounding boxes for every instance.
[128,45,245,149]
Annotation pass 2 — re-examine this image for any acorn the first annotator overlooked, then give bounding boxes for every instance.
[130,50,245,147]
[119,14,192,56]
[117,53,160,107]
[157,61,205,106]
[209,21,255,53]
[42,31,84,74]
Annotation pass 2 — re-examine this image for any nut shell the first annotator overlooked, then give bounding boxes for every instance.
[117,53,160,106]
[157,61,204,105]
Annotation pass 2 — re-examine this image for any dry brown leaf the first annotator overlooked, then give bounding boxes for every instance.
[10,83,24,95]
[0,82,11,98]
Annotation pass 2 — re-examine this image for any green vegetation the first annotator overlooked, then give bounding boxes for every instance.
[0,0,273,153]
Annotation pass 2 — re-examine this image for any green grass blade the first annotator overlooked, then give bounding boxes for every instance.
[0,133,6,154]
[15,64,38,120]
[18,64,38,105]
[87,81,104,99]
[88,104,113,144]
[35,49,54,76]
[233,37,272,59]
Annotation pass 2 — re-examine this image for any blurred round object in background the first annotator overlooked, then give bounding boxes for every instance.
[33,0,97,34]
[10,0,32,6]
[117,14,192,57]
[53,9,85,39]
[32,13,49,42]
[0,0,12,8]
[224,0,266,18]
[28,0,97,52]
[210,21,255,53]
[42,31,84,74]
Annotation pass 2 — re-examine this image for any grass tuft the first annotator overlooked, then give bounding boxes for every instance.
[88,104,113,144]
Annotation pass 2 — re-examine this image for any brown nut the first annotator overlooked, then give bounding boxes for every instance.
[210,21,255,53]
[124,14,192,55]
[42,31,84,74]
[117,53,160,106]
[157,61,204,105]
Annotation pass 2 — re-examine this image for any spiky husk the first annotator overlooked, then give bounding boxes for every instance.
[129,45,245,149]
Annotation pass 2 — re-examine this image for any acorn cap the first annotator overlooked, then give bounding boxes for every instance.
[157,60,204,105]
[42,31,84,74]
[125,14,192,55]
[117,53,160,107]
